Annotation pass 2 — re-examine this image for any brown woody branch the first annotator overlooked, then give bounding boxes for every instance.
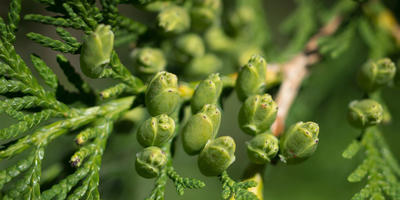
[271,16,342,136]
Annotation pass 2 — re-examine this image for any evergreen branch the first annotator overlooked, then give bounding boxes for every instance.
[342,140,361,159]
[70,143,95,167]
[55,27,81,48]
[106,51,145,93]
[114,30,138,47]
[280,0,318,59]
[319,20,356,58]
[2,0,398,199]
[62,3,90,32]
[0,61,8,75]
[0,96,53,112]
[0,109,59,140]
[0,17,13,42]
[146,167,167,200]
[67,119,113,199]
[4,108,30,121]
[3,147,44,200]
[0,39,70,113]
[67,1,99,30]
[166,166,205,195]
[75,127,97,145]
[100,0,146,35]
[219,171,258,200]
[7,0,22,41]
[348,158,370,182]
[26,32,79,54]
[113,15,147,34]
[0,78,33,94]
[374,132,400,177]
[0,150,36,189]
[71,118,112,167]
[41,161,90,200]
[30,54,58,90]
[56,54,93,95]
[99,83,129,99]
[0,96,134,160]
[0,96,133,199]
[24,14,81,29]
[0,45,43,97]
[345,128,400,199]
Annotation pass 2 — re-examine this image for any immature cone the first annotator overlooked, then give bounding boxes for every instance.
[137,114,175,147]
[191,73,223,113]
[175,33,205,58]
[229,6,255,32]
[235,55,267,101]
[198,136,236,176]
[145,71,180,116]
[185,54,222,79]
[280,121,319,164]
[182,104,221,155]
[190,0,221,31]
[80,24,114,78]
[158,5,190,33]
[238,94,277,135]
[246,133,279,164]
[348,99,383,129]
[357,58,396,92]
[135,146,167,178]
[131,47,166,75]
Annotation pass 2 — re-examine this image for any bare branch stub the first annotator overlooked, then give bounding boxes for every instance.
[272,16,342,136]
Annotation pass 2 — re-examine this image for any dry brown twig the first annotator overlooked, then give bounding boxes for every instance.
[271,16,342,136]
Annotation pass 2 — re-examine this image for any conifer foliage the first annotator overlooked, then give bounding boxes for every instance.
[0,0,399,199]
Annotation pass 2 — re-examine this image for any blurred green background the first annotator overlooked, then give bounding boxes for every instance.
[1,0,400,199]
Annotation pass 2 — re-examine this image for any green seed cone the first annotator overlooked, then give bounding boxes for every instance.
[158,5,190,33]
[190,7,216,31]
[280,121,319,164]
[191,73,223,113]
[229,6,255,32]
[137,114,175,147]
[357,58,396,92]
[185,54,222,79]
[131,47,166,75]
[235,55,267,101]
[145,71,180,116]
[190,0,221,31]
[80,24,114,78]
[182,104,221,155]
[175,33,205,58]
[238,94,277,135]
[246,133,279,164]
[198,136,236,176]
[135,146,167,178]
[348,99,383,129]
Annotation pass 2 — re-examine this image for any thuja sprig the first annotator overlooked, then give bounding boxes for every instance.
[279,0,318,60]
[318,0,398,59]
[344,58,400,199]
[26,0,146,97]
[219,171,258,200]
[166,166,205,195]
[3,0,396,199]
[0,95,134,198]
[0,1,71,143]
[343,128,400,199]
